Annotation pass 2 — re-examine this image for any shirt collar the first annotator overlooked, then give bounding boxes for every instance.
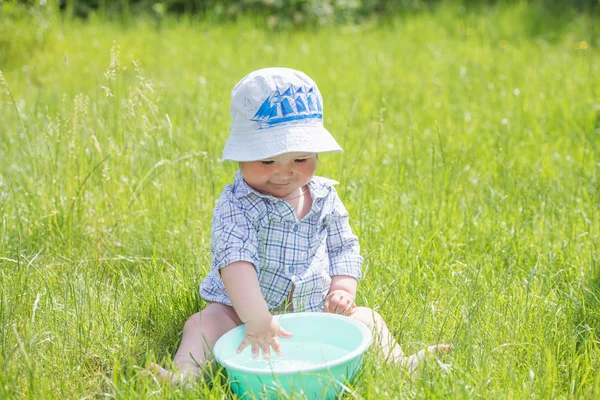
[232,169,337,200]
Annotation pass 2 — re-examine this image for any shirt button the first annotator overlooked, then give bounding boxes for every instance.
[289,266,295,273]
[293,224,299,232]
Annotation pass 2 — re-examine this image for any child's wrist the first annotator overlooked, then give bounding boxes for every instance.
[328,288,356,298]
[241,309,272,324]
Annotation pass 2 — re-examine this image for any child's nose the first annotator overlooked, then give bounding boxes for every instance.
[275,165,292,176]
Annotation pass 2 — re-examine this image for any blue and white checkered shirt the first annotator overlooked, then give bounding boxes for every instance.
[200,170,363,312]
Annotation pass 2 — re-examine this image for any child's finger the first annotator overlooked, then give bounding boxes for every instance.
[271,338,283,356]
[328,303,338,314]
[251,342,261,359]
[334,297,347,314]
[332,303,341,314]
[278,327,294,338]
[237,338,250,353]
[343,300,354,315]
[340,301,351,315]
[329,295,341,312]
[260,341,271,359]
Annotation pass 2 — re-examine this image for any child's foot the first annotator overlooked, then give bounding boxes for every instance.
[141,362,195,386]
[404,344,452,372]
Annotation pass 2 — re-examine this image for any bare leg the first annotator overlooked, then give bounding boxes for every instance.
[143,303,242,384]
[349,307,451,371]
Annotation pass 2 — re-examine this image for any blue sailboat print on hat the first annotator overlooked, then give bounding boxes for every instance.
[251,84,322,129]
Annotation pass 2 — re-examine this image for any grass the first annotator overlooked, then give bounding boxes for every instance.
[1,1,600,398]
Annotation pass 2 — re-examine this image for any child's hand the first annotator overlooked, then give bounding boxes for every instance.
[324,289,356,315]
[237,314,293,359]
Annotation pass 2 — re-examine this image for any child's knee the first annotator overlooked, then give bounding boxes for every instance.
[354,306,381,318]
[351,306,383,327]
[183,312,204,331]
[183,306,222,331]
[184,303,241,333]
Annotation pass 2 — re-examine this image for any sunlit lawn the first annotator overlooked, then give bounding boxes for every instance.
[1,2,600,398]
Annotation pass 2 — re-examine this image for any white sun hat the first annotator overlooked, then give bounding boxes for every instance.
[222,67,343,162]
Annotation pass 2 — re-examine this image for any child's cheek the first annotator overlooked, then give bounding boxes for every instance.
[255,166,272,181]
[302,160,317,174]
[259,165,272,176]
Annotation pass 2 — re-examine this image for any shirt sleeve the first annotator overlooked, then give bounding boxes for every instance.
[211,194,259,272]
[326,187,363,279]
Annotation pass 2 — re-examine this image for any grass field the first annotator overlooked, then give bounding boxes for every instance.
[1,2,600,398]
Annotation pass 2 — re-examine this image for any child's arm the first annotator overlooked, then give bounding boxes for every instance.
[324,188,363,315]
[329,274,357,296]
[221,261,293,358]
[325,188,363,279]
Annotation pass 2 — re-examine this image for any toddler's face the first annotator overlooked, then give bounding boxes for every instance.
[239,152,317,198]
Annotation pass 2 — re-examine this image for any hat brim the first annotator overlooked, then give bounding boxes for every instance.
[222,125,343,162]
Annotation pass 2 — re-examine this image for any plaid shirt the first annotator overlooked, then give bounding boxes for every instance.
[200,170,363,312]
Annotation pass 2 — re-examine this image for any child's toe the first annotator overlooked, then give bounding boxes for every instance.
[426,344,452,354]
[141,363,174,382]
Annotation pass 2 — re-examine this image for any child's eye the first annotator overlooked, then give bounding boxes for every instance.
[261,160,274,165]
[295,158,308,163]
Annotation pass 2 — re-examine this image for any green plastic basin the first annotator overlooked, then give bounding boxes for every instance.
[213,312,372,399]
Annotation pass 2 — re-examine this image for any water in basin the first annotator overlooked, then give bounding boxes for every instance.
[224,342,348,372]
